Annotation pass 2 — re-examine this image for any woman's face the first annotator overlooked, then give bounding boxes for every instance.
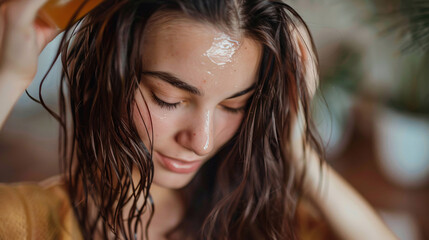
[133,15,262,189]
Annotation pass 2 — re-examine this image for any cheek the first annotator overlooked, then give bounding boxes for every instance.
[133,95,179,145]
[215,113,244,145]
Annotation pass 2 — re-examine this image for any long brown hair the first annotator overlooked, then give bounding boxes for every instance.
[37,0,321,239]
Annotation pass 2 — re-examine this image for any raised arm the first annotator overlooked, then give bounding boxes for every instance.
[0,0,59,129]
[297,148,398,240]
[289,23,398,240]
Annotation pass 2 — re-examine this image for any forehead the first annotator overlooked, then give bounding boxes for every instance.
[141,13,262,97]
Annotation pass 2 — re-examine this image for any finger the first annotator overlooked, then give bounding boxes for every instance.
[292,23,319,98]
[7,0,50,26]
[35,16,60,51]
[21,0,50,24]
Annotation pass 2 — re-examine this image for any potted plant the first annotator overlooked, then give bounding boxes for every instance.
[373,0,429,188]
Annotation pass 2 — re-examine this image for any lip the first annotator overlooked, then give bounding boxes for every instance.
[156,152,203,174]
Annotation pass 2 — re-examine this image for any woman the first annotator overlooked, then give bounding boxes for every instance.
[0,0,397,239]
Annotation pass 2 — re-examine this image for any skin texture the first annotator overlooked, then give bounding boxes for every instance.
[133,17,261,190]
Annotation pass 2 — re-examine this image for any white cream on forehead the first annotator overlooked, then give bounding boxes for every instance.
[204,32,240,66]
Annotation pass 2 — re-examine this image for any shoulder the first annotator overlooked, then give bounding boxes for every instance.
[0,176,82,240]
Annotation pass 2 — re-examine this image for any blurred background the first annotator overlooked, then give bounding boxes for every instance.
[1,0,428,239]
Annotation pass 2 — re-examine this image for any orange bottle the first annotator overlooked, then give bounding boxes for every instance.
[38,0,103,30]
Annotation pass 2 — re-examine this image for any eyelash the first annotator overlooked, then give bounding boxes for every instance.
[222,106,246,114]
[151,92,246,114]
[151,92,180,110]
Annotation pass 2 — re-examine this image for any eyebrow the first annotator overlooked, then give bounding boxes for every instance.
[142,70,255,99]
[142,71,202,96]
[226,85,255,99]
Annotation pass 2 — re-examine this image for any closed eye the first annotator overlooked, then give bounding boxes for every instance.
[222,105,246,114]
[151,92,180,110]
[221,92,253,114]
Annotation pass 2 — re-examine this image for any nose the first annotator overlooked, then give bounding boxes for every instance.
[176,109,214,156]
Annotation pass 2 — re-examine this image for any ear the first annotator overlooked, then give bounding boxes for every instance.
[291,23,319,99]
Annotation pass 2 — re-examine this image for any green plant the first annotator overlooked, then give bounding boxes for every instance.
[398,0,429,52]
[370,0,429,114]
[319,43,363,93]
[389,53,429,114]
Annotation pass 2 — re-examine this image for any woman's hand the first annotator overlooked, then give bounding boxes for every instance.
[287,22,319,191]
[0,0,60,129]
[0,0,59,82]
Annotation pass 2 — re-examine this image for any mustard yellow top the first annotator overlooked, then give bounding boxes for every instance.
[0,178,82,240]
[0,178,335,240]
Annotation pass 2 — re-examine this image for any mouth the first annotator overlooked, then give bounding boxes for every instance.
[156,152,203,174]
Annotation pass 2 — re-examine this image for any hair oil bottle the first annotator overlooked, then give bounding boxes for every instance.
[38,0,103,30]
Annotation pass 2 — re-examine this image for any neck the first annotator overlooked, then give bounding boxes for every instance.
[128,171,185,238]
